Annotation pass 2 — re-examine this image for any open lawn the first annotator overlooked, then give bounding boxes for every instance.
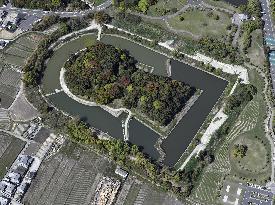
[230,132,271,182]
[147,0,187,17]
[167,7,231,38]
[0,132,26,179]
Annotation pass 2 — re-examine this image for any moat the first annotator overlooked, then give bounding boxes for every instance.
[42,33,227,166]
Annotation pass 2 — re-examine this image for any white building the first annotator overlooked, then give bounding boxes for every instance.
[0,181,16,198]
[17,155,34,169]
[115,167,128,179]
[0,196,10,205]
[232,13,249,25]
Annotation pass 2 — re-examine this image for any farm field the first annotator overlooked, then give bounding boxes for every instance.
[188,69,270,204]
[0,132,26,179]
[0,68,21,109]
[24,140,184,205]
[121,179,183,205]
[2,32,44,67]
[23,141,117,205]
[167,7,231,38]
[9,85,39,121]
[0,32,44,109]
[0,109,10,130]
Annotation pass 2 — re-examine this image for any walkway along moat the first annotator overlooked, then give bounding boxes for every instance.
[42,33,228,167]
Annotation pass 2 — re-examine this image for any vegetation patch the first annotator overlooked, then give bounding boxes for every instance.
[12,0,89,11]
[230,133,270,175]
[146,0,187,17]
[168,8,231,38]
[3,32,44,67]
[64,42,196,126]
[0,133,26,179]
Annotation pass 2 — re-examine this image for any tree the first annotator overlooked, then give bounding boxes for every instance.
[138,0,149,13]
[51,0,61,8]
[94,11,111,25]
[233,144,248,158]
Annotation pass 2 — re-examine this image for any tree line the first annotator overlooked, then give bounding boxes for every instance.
[23,15,92,86]
[66,119,214,198]
[12,0,88,10]
[197,36,244,65]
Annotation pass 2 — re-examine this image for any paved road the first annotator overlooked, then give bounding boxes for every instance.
[260,0,275,95]
[0,0,112,18]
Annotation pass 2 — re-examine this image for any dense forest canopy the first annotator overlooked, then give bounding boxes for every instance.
[12,0,88,10]
[64,42,195,125]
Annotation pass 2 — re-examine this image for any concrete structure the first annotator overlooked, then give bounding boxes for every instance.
[17,155,33,169]
[0,196,10,205]
[0,181,16,198]
[115,167,128,179]
[232,13,249,25]
[94,177,121,205]
[6,172,22,185]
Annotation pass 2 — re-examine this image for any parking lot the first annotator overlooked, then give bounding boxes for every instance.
[242,184,273,205]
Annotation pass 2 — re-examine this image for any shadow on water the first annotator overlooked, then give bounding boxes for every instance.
[43,33,228,167]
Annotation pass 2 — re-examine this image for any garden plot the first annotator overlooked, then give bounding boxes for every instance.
[0,109,10,130]
[3,32,44,67]
[0,69,21,109]
[122,179,184,205]
[0,68,21,87]
[9,85,39,121]
[0,132,26,179]
[5,46,32,58]
[0,67,22,108]
[23,142,114,205]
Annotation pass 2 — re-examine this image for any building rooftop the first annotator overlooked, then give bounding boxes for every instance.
[0,196,10,205]
[115,167,128,179]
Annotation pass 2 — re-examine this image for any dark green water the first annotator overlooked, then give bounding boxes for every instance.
[42,33,227,166]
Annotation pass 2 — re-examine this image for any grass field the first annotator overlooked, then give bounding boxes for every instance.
[167,7,231,37]
[0,132,26,179]
[246,29,265,68]
[189,69,270,204]
[147,0,187,16]
[230,133,271,181]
